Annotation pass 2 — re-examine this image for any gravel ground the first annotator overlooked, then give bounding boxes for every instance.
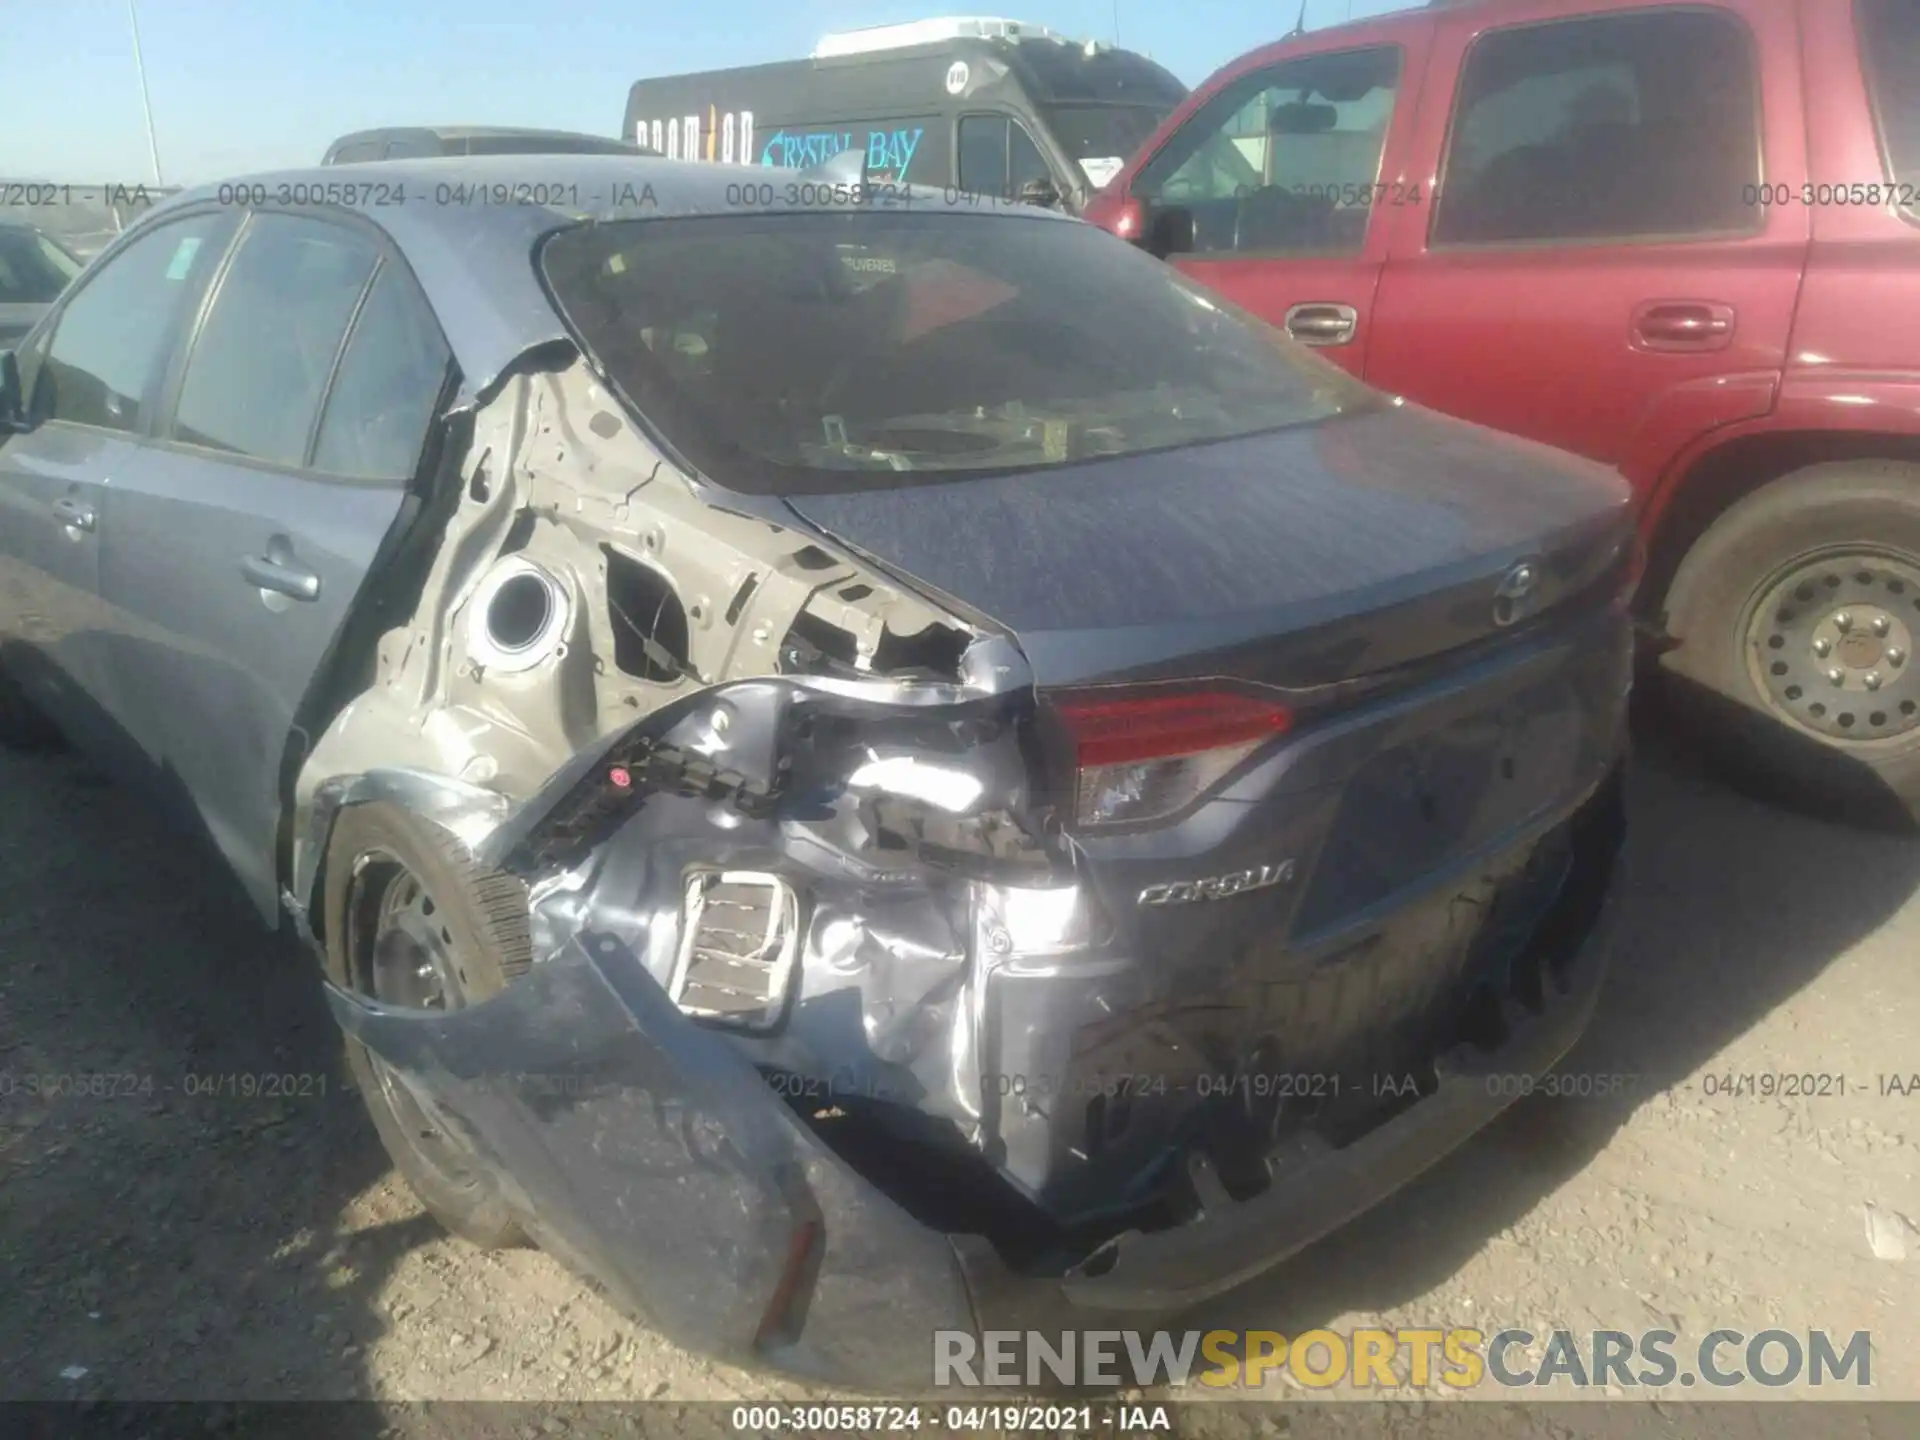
[1,734,1915,1434]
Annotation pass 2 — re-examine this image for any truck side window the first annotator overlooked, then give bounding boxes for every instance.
[957,115,1052,201]
[1432,9,1761,246]
[1129,46,1401,256]
[1856,0,1919,219]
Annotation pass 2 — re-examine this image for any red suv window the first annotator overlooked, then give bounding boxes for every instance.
[1857,0,1919,216]
[1432,8,1761,246]
[1128,45,1403,257]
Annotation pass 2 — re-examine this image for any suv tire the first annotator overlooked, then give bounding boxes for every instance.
[1657,460,1920,830]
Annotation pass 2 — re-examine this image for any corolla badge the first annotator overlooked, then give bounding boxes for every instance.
[1138,859,1297,906]
[1492,559,1543,627]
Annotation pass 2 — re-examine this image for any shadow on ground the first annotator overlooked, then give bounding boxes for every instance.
[0,738,426,1420]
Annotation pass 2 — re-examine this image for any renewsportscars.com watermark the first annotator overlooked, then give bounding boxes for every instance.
[933,1328,1874,1391]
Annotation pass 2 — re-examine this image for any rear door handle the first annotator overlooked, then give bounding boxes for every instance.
[1284,303,1359,347]
[241,541,321,602]
[1632,301,1736,352]
[51,496,96,533]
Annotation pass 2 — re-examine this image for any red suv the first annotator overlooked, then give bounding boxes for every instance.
[1086,0,1920,827]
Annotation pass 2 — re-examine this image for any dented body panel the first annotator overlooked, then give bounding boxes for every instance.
[7,156,1641,1384]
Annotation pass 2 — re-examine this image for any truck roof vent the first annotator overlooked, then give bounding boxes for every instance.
[813,17,1069,58]
[669,872,801,1031]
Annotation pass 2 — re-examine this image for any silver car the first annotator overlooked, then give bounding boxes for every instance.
[0,154,1634,1386]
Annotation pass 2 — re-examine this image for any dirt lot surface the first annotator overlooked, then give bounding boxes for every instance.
[2,734,1915,1436]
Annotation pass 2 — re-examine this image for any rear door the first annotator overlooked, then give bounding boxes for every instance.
[0,210,234,756]
[1364,0,1808,494]
[97,209,453,919]
[1122,22,1435,376]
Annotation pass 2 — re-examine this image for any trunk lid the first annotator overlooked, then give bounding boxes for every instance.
[779,404,1634,689]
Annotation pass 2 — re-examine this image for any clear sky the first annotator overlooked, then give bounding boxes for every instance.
[8,0,1413,185]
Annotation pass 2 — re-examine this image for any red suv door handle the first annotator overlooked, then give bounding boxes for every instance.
[1284,303,1358,347]
[1631,301,1736,352]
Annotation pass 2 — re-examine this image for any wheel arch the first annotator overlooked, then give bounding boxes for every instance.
[289,769,513,947]
[1641,428,1920,630]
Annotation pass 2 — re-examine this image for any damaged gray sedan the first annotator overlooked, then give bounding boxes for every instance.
[0,154,1636,1386]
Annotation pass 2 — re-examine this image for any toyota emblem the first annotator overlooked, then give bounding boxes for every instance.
[1493,560,1542,627]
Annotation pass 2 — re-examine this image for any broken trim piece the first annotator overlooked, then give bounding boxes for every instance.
[669,870,804,1031]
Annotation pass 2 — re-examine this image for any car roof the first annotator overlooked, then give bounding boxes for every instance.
[147,154,1076,406]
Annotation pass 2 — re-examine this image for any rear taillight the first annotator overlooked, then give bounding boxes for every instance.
[1052,688,1293,827]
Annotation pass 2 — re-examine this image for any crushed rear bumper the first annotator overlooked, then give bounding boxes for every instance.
[324,772,1626,1389]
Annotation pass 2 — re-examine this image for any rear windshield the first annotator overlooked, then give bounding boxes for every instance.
[539,210,1375,496]
[0,226,82,304]
[1857,0,1919,209]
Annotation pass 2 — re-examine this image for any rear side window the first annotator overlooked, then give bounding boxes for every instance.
[311,263,451,480]
[956,115,1054,200]
[1131,46,1402,256]
[37,212,230,433]
[171,213,380,467]
[1433,10,1761,246]
[1857,0,1919,214]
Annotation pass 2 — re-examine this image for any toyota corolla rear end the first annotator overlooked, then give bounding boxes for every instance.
[323,194,1634,1386]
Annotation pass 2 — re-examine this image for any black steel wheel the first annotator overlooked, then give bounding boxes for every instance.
[322,801,532,1248]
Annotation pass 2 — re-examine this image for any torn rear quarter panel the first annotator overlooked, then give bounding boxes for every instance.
[298,356,981,782]
[293,355,995,902]
[294,353,1119,1281]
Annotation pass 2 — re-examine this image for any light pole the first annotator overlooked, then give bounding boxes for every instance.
[128,0,164,186]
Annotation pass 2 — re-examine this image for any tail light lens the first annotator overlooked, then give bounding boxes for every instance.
[1052,688,1293,827]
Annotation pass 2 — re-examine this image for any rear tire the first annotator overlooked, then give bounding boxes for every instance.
[322,801,533,1249]
[1654,460,1920,830]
